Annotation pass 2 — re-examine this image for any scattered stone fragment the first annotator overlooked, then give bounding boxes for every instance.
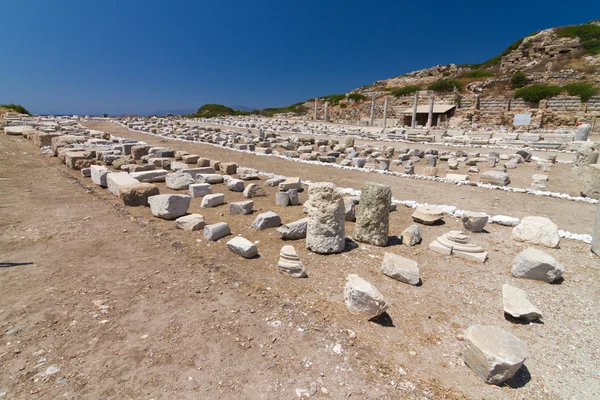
[380,253,420,285]
[265,177,286,187]
[227,236,258,258]
[219,162,238,175]
[189,183,211,198]
[412,205,444,225]
[91,165,110,187]
[147,194,191,220]
[306,182,345,254]
[512,216,560,248]
[512,248,564,282]
[227,179,245,192]
[252,211,281,230]
[277,245,307,278]
[276,192,290,206]
[353,182,391,247]
[229,200,253,215]
[277,218,308,240]
[201,193,225,208]
[279,177,302,191]
[204,222,231,241]
[175,214,206,231]
[463,325,528,385]
[243,183,268,198]
[461,211,489,232]
[344,274,388,318]
[107,172,139,197]
[196,174,224,184]
[130,169,168,183]
[401,224,422,247]
[502,284,543,321]
[480,170,511,186]
[166,171,195,190]
[491,215,520,227]
[119,183,159,206]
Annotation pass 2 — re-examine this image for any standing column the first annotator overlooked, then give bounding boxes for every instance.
[411,92,418,128]
[324,102,329,122]
[314,98,318,120]
[426,96,435,128]
[382,96,388,129]
[369,97,375,126]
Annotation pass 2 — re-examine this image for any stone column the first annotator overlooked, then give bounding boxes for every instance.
[576,123,592,141]
[369,97,375,126]
[306,182,346,254]
[314,98,318,121]
[411,92,418,128]
[382,96,388,128]
[353,182,392,247]
[324,102,329,122]
[426,96,435,128]
[593,200,600,256]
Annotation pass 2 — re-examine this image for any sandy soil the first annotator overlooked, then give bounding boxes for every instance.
[1,125,599,399]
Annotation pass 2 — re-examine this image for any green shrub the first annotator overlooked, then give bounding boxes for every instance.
[339,103,347,109]
[347,93,367,102]
[388,85,421,97]
[563,82,599,102]
[511,71,528,89]
[459,70,494,78]
[1,103,30,115]
[427,79,462,92]
[320,94,346,106]
[556,23,600,55]
[514,85,562,103]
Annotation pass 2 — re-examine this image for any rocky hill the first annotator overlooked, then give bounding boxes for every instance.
[283,20,600,129]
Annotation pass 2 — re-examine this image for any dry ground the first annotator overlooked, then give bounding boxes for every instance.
[1,124,599,399]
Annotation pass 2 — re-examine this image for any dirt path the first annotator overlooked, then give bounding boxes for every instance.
[0,134,409,399]
[3,127,599,399]
[87,122,595,234]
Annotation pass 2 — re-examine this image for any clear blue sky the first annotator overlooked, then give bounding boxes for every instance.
[0,0,595,115]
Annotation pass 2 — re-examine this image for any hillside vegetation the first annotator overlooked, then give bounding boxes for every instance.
[1,104,30,115]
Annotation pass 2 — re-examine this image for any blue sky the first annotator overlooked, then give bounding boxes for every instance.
[0,1,595,115]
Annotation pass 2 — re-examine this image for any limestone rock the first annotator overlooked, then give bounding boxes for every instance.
[412,206,444,225]
[463,325,528,385]
[243,183,268,198]
[227,179,245,192]
[380,253,420,285]
[265,177,285,187]
[512,216,559,248]
[306,182,345,254]
[130,169,168,183]
[166,171,195,190]
[107,172,139,197]
[502,284,543,321]
[229,200,254,215]
[219,162,238,175]
[275,192,290,206]
[196,174,224,184]
[512,248,564,282]
[147,194,191,220]
[189,183,211,198]
[119,183,159,206]
[461,211,489,232]
[480,171,511,186]
[277,218,308,240]
[201,193,225,208]
[91,165,110,187]
[175,214,206,231]
[279,177,302,191]
[226,236,258,258]
[491,215,520,227]
[252,211,281,230]
[277,245,307,278]
[204,222,231,241]
[581,164,600,198]
[429,231,488,263]
[401,224,422,247]
[344,274,388,318]
[353,182,392,247]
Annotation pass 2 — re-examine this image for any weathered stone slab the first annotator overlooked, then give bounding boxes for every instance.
[230,200,254,215]
[512,216,559,248]
[227,236,258,258]
[344,274,388,318]
[119,183,159,206]
[91,165,110,187]
[175,214,206,231]
[189,183,211,198]
[380,253,420,285]
[252,211,281,230]
[147,194,191,220]
[463,325,528,385]
[512,248,564,282]
[204,222,231,241]
[107,172,139,197]
[502,284,543,321]
[277,218,308,240]
[130,169,168,183]
[201,193,225,208]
